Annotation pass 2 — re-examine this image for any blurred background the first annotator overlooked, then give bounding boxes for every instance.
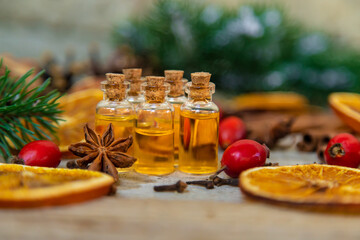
[1,0,360,104]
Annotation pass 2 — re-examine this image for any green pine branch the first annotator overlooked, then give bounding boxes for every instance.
[0,59,63,161]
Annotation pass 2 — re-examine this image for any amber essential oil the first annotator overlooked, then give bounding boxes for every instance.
[178,72,219,174]
[134,128,174,175]
[164,70,187,163]
[172,103,182,157]
[134,76,175,175]
[95,115,136,155]
[95,73,135,172]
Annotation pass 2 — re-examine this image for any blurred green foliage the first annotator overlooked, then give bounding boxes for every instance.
[113,0,360,105]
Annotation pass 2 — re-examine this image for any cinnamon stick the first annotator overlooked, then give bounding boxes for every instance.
[245,114,294,148]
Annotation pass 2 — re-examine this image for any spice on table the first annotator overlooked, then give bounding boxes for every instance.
[186,180,215,189]
[107,183,117,196]
[212,176,239,187]
[296,130,337,152]
[317,144,327,163]
[244,114,294,148]
[9,156,24,165]
[263,162,279,167]
[68,123,137,181]
[66,160,81,169]
[209,166,228,180]
[154,180,187,193]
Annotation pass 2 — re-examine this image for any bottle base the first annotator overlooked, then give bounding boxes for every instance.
[178,166,218,175]
[135,167,175,176]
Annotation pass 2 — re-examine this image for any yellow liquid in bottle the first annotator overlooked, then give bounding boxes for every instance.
[95,114,136,171]
[134,128,175,175]
[172,103,181,161]
[178,111,219,174]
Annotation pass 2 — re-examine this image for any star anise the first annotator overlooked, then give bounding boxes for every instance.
[68,123,136,181]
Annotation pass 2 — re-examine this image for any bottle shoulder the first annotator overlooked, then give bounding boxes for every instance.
[128,95,145,104]
[180,100,219,113]
[167,95,187,105]
[136,102,174,112]
[97,100,134,109]
[135,102,174,131]
[96,100,135,116]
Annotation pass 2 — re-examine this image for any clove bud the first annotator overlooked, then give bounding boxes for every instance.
[263,162,279,167]
[186,180,215,189]
[66,160,80,169]
[154,180,187,193]
[212,176,239,186]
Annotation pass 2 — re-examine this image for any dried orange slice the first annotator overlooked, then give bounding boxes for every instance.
[0,164,114,208]
[57,89,103,157]
[232,92,308,111]
[329,92,360,133]
[240,164,360,206]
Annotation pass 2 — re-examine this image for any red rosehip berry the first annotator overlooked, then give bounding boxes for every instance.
[219,106,224,121]
[219,116,246,150]
[214,101,224,121]
[221,139,269,178]
[324,133,360,168]
[18,140,62,168]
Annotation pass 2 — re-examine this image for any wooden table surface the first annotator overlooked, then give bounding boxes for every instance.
[1,150,360,240]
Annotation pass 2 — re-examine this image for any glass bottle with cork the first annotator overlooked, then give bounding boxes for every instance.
[179,72,219,174]
[123,68,145,107]
[95,73,136,168]
[164,70,187,163]
[134,76,175,175]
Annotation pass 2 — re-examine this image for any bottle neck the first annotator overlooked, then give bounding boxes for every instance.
[167,79,187,98]
[145,92,166,103]
[142,82,170,104]
[185,82,215,102]
[103,92,127,102]
[101,80,129,102]
[187,94,212,102]
[128,79,145,97]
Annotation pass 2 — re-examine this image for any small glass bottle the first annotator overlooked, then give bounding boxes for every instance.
[164,70,187,163]
[178,72,219,174]
[134,76,175,175]
[95,73,136,171]
[123,68,145,107]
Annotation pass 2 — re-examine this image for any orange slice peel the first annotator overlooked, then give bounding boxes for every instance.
[232,92,308,112]
[0,164,114,208]
[57,88,103,157]
[240,164,360,206]
[329,92,360,133]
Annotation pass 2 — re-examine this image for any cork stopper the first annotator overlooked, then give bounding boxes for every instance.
[143,76,168,103]
[123,68,142,81]
[187,72,214,100]
[123,68,144,97]
[106,73,125,83]
[165,70,186,97]
[191,72,211,85]
[102,73,127,101]
[165,70,184,82]
[146,76,165,86]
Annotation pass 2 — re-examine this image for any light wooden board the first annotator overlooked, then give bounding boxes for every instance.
[1,150,360,240]
[2,197,360,240]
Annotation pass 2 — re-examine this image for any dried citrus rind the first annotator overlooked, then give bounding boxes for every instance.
[240,164,360,206]
[232,92,308,111]
[329,92,360,133]
[0,164,114,208]
[57,88,103,156]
